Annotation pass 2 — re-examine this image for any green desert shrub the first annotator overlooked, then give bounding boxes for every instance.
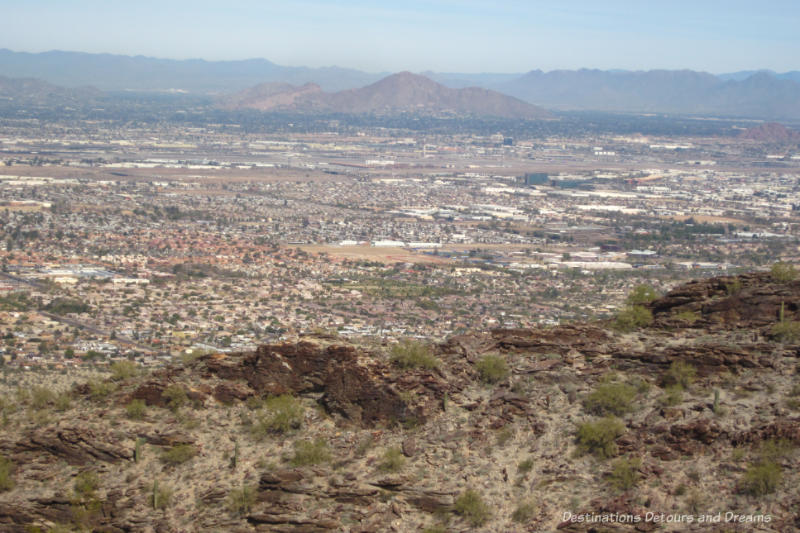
[126,399,147,420]
[390,339,440,370]
[30,386,56,409]
[614,305,653,332]
[517,457,534,474]
[726,278,743,295]
[661,385,684,406]
[771,261,797,282]
[758,438,794,462]
[251,395,304,437]
[629,377,651,395]
[583,382,637,416]
[741,460,782,496]
[453,489,491,527]
[110,360,138,381]
[378,447,406,473]
[575,417,626,459]
[73,471,99,499]
[161,444,197,465]
[626,284,659,305]
[607,457,641,492]
[495,426,514,446]
[475,354,510,384]
[290,438,330,467]
[162,385,188,412]
[149,480,173,510]
[660,361,696,389]
[226,484,257,516]
[87,379,116,401]
[771,320,800,342]
[0,454,13,491]
[674,310,700,324]
[511,499,538,523]
[54,393,72,412]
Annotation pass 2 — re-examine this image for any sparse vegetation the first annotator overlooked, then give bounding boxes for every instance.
[227,484,257,516]
[726,278,743,295]
[87,379,116,401]
[390,339,440,370]
[454,489,491,527]
[626,284,659,305]
[674,310,700,324]
[739,439,793,496]
[787,385,800,410]
[771,320,800,342]
[517,457,534,474]
[0,454,14,492]
[161,444,197,465]
[126,399,147,420]
[712,388,725,416]
[73,471,99,499]
[378,447,406,473]
[511,499,538,523]
[475,354,509,384]
[660,361,696,389]
[110,360,138,381]
[251,394,304,437]
[54,393,71,412]
[583,382,637,416]
[661,385,684,406]
[732,447,747,461]
[30,386,56,409]
[290,438,330,466]
[771,261,797,282]
[150,479,172,510]
[575,417,626,459]
[741,460,782,496]
[613,305,653,332]
[162,384,188,412]
[607,457,641,491]
[495,426,514,446]
[758,438,793,462]
[134,438,145,463]
[684,489,708,514]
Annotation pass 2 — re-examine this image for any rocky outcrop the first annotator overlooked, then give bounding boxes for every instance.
[650,272,800,330]
[0,498,75,533]
[249,467,456,531]
[13,425,131,465]
[731,418,800,446]
[202,341,443,427]
[615,342,774,373]
[441,325,611,360]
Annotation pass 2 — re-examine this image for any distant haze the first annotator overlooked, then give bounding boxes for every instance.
[2,50,800,120]
[1,0,798,73]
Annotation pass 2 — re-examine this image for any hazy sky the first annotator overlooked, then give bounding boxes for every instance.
[3,0,798,73]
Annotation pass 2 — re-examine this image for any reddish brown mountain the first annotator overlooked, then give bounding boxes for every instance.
[739,122,800,143]
[219,72,551,119]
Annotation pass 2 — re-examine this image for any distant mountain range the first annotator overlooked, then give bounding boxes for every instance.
[495,69,800,119]
[0,49,383,93]
[2,49,800,120]
[0,75,99,105]
[220,72,551,119]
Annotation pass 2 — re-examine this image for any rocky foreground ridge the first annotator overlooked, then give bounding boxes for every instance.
[0,271,799,532]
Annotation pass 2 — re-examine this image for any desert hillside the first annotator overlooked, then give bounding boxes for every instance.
[1,269,799,532]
